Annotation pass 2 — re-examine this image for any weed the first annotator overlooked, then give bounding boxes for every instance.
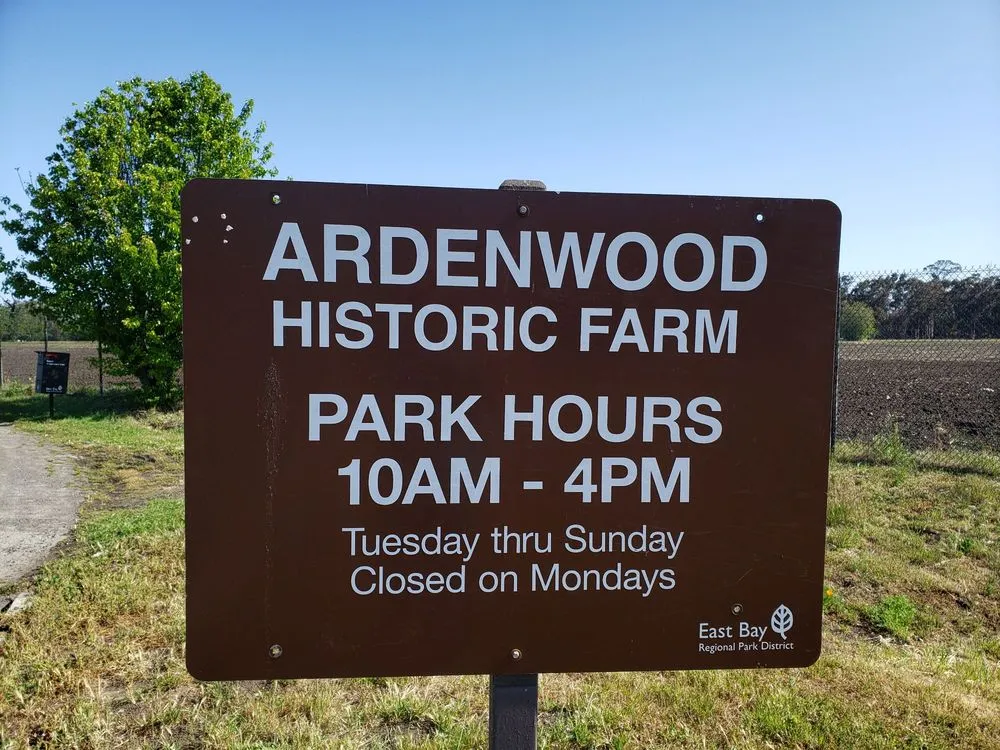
[826,498,853,526]
[872,422,915,469]
[982,638,1000,661]
[822,586,850,618]
[957,536,981,556]
[0,379,32,398]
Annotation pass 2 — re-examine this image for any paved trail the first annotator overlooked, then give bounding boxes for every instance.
[0,424,82,584]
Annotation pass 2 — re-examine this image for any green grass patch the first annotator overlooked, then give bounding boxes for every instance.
[79,499,184,547]
[864,595,919,640]
[5,394,183,456]
[0,380,34,399]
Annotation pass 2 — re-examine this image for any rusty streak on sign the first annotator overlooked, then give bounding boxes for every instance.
[182,179,841,680]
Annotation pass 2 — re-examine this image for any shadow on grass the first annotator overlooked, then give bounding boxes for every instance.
[911,454,1000,478]
[0,387,155,425]
[834,443,1000,479]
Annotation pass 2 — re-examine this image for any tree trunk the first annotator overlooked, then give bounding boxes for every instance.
[136,366,155,392]
[98,339,104,396]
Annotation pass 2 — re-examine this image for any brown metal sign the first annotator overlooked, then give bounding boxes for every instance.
[182,179,841,680]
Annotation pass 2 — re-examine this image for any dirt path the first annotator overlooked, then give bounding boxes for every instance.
[0,424,83,584]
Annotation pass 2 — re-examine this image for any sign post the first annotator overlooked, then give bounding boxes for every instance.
[182,179,841,735]
[489,674,538,749]
[489,179,546,749]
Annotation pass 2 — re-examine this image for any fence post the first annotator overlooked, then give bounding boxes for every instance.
[831,288,841,452]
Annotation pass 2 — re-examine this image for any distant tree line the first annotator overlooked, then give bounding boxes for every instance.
[839,261,1000,340]
[0,299,77,341]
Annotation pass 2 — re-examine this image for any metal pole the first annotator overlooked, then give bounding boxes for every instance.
[488,179,547,750]
[44,317,53,418]
[831,284,842,451]
[489,674,538,750]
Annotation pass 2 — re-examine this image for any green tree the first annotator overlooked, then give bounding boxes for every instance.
[839,300,878,341]
[1,72,275,404]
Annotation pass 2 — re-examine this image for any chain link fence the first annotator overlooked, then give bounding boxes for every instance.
[834,263,1000,473]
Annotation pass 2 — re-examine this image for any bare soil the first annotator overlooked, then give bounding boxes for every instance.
[836,354,1000,450]
[0,341,135,390]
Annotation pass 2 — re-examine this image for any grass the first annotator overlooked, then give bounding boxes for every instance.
[1,388,999,748]
[0,387,184,510]
[863,595,919,641]
[836,437,1000,479]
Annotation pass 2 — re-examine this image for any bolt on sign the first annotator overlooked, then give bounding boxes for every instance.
[182,180,841,680]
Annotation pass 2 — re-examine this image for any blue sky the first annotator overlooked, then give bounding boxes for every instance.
[1,0,997,273]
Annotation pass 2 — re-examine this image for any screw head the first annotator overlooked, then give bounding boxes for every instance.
[754,212,764,223]
[269,644,283,658]
[511,648,522,661]
[517,204,529,216]
[271,193,282,205]
[731,603,744,615]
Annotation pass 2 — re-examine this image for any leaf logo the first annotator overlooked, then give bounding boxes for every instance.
[771,604,794,640]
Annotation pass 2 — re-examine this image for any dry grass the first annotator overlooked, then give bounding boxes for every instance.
[0,390,998,748]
